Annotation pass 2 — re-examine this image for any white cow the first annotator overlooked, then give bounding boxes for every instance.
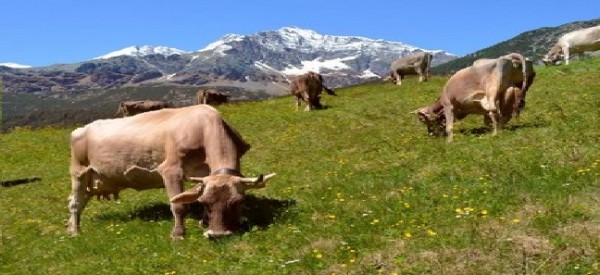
[543,25,600,65]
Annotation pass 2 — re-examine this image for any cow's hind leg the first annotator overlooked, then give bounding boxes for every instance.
[67,172,92,235]
[444,107,455,142]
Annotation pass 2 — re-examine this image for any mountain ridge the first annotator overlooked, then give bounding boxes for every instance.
[432,18,600,74]
[1,26,457,99]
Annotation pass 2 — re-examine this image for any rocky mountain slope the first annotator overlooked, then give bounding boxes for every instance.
[432,18,600,74]
[1,27,456,100]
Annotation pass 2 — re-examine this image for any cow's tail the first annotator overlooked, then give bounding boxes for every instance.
[513,53,528,92]
[426,52,432,78]
[323,86,336,96]
[115,103,124,117]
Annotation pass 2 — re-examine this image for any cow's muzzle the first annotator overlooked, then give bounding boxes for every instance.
[203,229,233,239]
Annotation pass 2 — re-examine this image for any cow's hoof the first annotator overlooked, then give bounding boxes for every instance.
[203,229,232,239]
[171,227,185,240]
[66,223,80,235]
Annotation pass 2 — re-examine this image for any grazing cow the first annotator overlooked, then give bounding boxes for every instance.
[289,71,336,111]
[67,105,275,239]
[385,51,432,85]
[542,25,600,66]
[413,53,529,142]
[196,89,229,106]
[115,100,170,117]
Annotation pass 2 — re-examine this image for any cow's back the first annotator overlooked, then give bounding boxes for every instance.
[70,105,247,187]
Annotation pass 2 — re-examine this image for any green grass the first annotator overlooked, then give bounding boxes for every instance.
[2,58,600,274]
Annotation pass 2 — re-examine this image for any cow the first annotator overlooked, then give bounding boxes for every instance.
[413,53,530,142]
[289,71,336,111]
[385,51,432,85]
[115,100,170,117]
[473,53,537,118]
[67,104,276,239]
[542,25,600,66]
[196,89,229,106]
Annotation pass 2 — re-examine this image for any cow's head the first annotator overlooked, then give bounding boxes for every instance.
[170,173,275,238]
[542,45,563,66]
[383,73,396,84]
[412,106,445,136]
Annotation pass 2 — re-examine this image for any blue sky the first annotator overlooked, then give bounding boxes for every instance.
[1,0,598,67]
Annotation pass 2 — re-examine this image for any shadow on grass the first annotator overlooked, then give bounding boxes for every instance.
[459,120,550,136]
[1,177,41,187]
[97,194,296,232]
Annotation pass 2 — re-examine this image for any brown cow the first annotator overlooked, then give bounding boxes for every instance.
[115,100,170,117]
[472,53,536,118]
[385,51,432,85]
[196,89,229,105]
[289,71,336,111]
[414,53,530,142]
[67,105,275,239]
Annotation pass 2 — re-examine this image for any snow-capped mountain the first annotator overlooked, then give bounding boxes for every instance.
[0,62,32,69]
[94,45,188,60]
[186,26,456,88]
[2,27,457,97]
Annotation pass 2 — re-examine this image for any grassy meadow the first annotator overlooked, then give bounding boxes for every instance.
[1,58,600,274]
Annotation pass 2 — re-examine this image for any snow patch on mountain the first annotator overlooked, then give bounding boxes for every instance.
[0,62,32,69]
[94,45,188,59]
[281,55,358,75]
[254,61,284,75]
[267,26,423,54]
[199,34,244,55]
[360,69,379,79]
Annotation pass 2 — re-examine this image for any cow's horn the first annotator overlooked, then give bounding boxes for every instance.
[240,173,276,188]
[189,177,205,183]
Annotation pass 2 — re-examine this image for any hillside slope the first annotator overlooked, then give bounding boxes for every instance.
[433,18,600,74]
[1,57,599,274]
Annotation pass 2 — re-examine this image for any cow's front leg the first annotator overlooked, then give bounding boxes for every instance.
[67,173,91,235]
[417,70,425,82]
[487,110,499,135]
[304,96,312,111]
[564,47,570,65]
[296,97,302,111]
[161,164,186,240]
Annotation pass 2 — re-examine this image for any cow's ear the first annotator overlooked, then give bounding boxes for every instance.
[170,183,204,204]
